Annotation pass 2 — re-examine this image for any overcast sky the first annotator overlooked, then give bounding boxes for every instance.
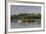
[10,5,41,15]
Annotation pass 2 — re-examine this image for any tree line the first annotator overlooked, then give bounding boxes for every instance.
[11,13,41,20]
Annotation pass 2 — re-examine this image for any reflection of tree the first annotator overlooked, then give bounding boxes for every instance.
[11,13,41,20]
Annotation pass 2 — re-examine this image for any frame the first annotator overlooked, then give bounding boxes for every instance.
[6,2,45,32]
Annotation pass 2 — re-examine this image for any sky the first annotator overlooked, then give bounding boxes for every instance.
[10,5,41,15]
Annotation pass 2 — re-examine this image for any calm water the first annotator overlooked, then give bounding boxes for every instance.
[11,19,41,29]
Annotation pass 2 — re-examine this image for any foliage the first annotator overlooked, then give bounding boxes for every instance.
[11,13,41,20]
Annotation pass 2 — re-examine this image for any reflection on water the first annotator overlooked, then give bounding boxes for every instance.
[11,19,41,29]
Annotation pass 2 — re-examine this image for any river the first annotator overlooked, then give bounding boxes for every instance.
[11,19,41,29]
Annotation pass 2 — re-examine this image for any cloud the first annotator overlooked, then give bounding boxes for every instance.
[11,5,41,15]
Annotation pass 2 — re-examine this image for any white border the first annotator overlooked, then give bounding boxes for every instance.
[8,3,44,32]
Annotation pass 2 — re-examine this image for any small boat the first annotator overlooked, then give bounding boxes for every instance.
[18,20,22,23]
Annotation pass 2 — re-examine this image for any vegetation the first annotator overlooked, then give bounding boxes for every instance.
[11,13,41,20]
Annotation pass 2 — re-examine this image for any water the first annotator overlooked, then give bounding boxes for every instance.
[11,19,41,29]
